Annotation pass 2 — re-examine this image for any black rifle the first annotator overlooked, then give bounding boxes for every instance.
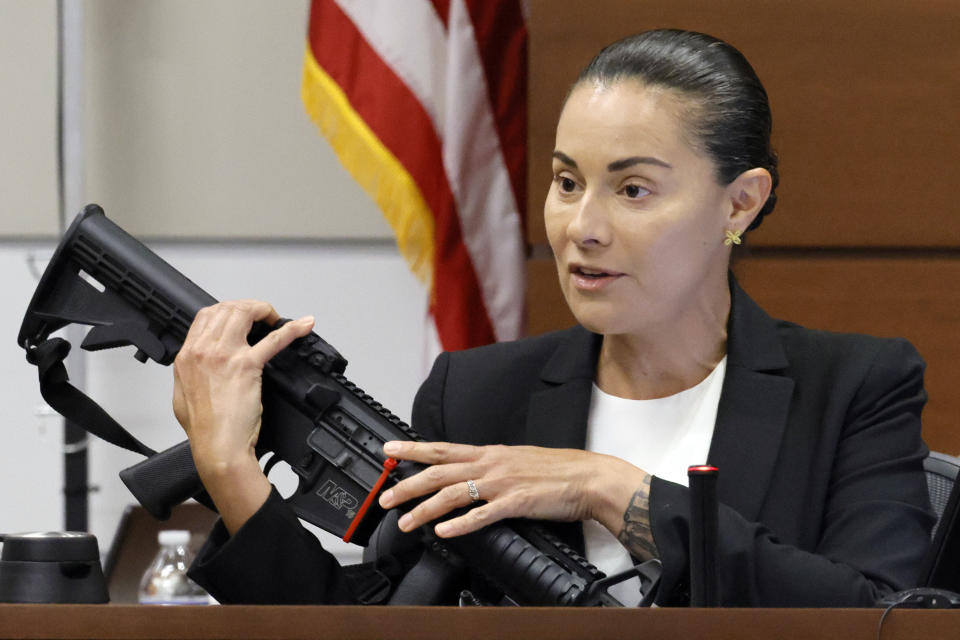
[19,205,654,606]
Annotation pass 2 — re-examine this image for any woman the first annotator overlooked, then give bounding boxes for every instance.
[177,30,933,606]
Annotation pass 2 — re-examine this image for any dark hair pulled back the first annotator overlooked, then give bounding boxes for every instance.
[576,29,779,230]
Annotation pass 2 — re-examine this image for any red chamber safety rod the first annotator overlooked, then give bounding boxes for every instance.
[342,457,398,543]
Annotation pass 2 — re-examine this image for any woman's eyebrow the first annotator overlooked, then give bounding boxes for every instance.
[607,156,673,171]
[552,150,577,168]
[552,151,672,172]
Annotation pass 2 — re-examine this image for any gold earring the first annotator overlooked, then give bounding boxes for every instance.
[724,229,743,246]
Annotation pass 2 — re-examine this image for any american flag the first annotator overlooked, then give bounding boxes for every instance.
[302,0,527,352]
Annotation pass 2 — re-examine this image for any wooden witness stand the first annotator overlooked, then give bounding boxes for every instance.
[1,605,959,640]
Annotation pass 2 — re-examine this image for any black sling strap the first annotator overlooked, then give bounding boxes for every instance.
[26,337,156,459]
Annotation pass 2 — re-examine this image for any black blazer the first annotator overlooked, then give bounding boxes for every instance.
[190,280,933,606]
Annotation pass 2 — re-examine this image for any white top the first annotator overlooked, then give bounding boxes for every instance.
[582,356,727,606]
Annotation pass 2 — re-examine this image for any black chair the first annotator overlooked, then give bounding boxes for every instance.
[924,451,960,540]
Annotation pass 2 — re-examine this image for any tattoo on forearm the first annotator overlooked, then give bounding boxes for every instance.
[617,474,659,560]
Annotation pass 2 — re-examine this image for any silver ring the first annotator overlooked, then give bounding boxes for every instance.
[466,479,480,502]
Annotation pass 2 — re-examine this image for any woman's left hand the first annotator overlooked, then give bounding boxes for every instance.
[377,440,643,539]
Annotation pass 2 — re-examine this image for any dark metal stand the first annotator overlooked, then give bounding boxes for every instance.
[63,421,88,531]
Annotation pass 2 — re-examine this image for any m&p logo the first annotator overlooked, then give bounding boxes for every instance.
[316,479,360,519]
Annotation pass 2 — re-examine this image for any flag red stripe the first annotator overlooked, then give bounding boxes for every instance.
[308,0,495,349]
[465,0,528,233]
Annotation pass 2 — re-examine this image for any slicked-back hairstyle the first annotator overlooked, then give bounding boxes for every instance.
[575,29,779,231]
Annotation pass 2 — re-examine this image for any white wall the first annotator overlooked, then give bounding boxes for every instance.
[0,0,431,569]
[1,243,64,534]
[83,0,392,239]
[0,0,58,235]
[1,0,394,238]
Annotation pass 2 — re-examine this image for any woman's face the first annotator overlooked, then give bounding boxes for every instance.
[544,80,735,337]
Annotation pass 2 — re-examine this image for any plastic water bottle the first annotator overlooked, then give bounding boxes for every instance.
[138,530,209,605]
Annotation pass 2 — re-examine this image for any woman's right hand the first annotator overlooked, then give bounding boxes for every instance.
[172,299,315,533]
